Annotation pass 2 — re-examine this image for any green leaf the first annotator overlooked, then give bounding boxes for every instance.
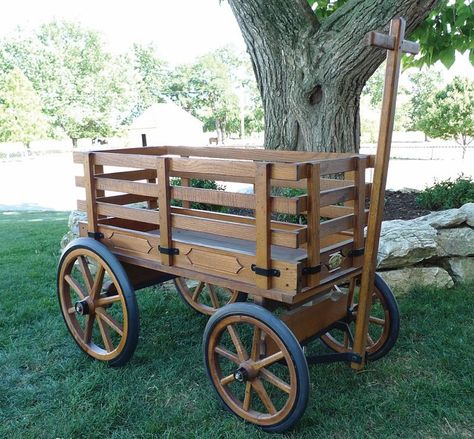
[438,47,456,68]
[470,49,474,66]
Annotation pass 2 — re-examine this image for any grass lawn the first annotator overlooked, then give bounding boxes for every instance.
[0,211,473,438]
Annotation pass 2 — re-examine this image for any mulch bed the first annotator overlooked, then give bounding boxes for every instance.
[382,190,431,221]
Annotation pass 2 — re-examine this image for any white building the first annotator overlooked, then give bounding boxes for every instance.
[128,102,206,146]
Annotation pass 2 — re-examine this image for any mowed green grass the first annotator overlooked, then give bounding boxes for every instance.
[0,211,473,439]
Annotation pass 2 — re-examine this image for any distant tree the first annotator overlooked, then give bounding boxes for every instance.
[0,68,49,152]
[0,21,132,146]
[406,69,443,139]
[125,43,168,123]
[362,65,385,109]
[165,48,241,142]
[415,77,474,158]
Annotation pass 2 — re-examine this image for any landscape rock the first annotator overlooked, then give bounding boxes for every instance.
[413,208,466,229]
[377,220,438,269]
[378,267,454,294]
[436,227,474,257]
[460,203,474,227]
[442,257,474,283]
[61,210,87,249]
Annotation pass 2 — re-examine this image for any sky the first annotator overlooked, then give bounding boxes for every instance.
[0,0,472,75]
[0,0,246,64]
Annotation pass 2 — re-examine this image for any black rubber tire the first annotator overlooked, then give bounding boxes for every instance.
[320,273,400,362]
[173,278,247,316]
[367,274,400,361]
[203,303,310,433]
[57,238,140,367]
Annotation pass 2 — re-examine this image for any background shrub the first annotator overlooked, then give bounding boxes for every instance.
[416,175,474,210]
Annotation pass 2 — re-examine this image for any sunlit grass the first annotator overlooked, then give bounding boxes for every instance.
[0,211,473,438]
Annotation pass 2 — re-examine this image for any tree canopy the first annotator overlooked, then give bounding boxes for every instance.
[0,68,49,148]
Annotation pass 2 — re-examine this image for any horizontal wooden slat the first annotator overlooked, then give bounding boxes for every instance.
[98,169,156,180]
[320,214,354,237]
[318,157,357,175]
[320,186,356,206]
[171,186,304,214]
[96,178,158,197]
[97,194,155,205]
[96,202,159,223]
[172,214,300,248]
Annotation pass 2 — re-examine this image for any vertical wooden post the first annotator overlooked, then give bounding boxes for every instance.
[352,18,407,369]
[157,157,173,266]
[352,157,367,268]
[306,163,321,288]
[84,153,98,235]
[181,155,191,209]
[255,162,271,290]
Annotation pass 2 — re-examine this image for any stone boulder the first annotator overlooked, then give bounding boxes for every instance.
[378,266,454,294]
[377,220,438,269]
[442,257,474,283]
[436,227,474,257]
[413,208,466,229]
[60,210,87,249]
[460,203,474,227]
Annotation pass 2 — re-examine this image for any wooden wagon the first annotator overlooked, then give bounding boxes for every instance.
[57,19,418,432]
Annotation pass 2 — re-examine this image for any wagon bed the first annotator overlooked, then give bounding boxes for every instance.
[74,145,374,304]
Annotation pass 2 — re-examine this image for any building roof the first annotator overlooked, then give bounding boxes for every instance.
[129,102,203,130]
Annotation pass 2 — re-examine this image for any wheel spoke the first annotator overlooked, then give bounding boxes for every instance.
[254,351,285,370]
[191,281,205,301]
[369,316,386,326]
[250,326,262,361]
[367,333,375,346]
[97,313,114,352]
[227,325,248,361]
[91,264,105,301]
[208,284,220,309]
[64,274,87,300]
[220,374,235,386]
[78,256,94,293]
[83,315,95,344]
[96,294,121,307]
[215,346,240,364]
[252,378,276,415]
[260,368,291,394]
[243,381,252,411]
[96,308,123,336]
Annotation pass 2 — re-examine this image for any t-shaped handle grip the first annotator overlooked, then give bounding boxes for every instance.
[366,18,420,55]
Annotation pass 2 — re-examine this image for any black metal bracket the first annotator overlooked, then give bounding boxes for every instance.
[158,246,179,255]
[88,232,104,240]
[305,352,363,365]
[251,264,280,277]
[348,248,365,257]
[302,265,322,275]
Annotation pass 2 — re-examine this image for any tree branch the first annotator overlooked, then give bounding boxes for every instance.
[315,0,442,84]
[228,0,318,48]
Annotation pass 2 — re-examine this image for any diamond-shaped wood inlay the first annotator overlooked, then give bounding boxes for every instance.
[185,248,243,274]
[107,232,153,254]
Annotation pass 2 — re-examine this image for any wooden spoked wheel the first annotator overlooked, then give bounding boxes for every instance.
[320,274,400,361]
[203,303,309,433]
[57,238,139,367]
[174,277,246,315]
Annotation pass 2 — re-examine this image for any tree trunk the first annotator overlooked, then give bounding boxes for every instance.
[228,0,440,152]
[72,138,78,148]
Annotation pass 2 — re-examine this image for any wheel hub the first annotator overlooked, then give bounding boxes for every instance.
[74,299,90,316]
[234,360,259,383]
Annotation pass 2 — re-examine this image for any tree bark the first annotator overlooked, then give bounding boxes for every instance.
[228,0,441,152]
[72,138,78,148]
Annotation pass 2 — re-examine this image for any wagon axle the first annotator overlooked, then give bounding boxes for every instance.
[74,299,90,316]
